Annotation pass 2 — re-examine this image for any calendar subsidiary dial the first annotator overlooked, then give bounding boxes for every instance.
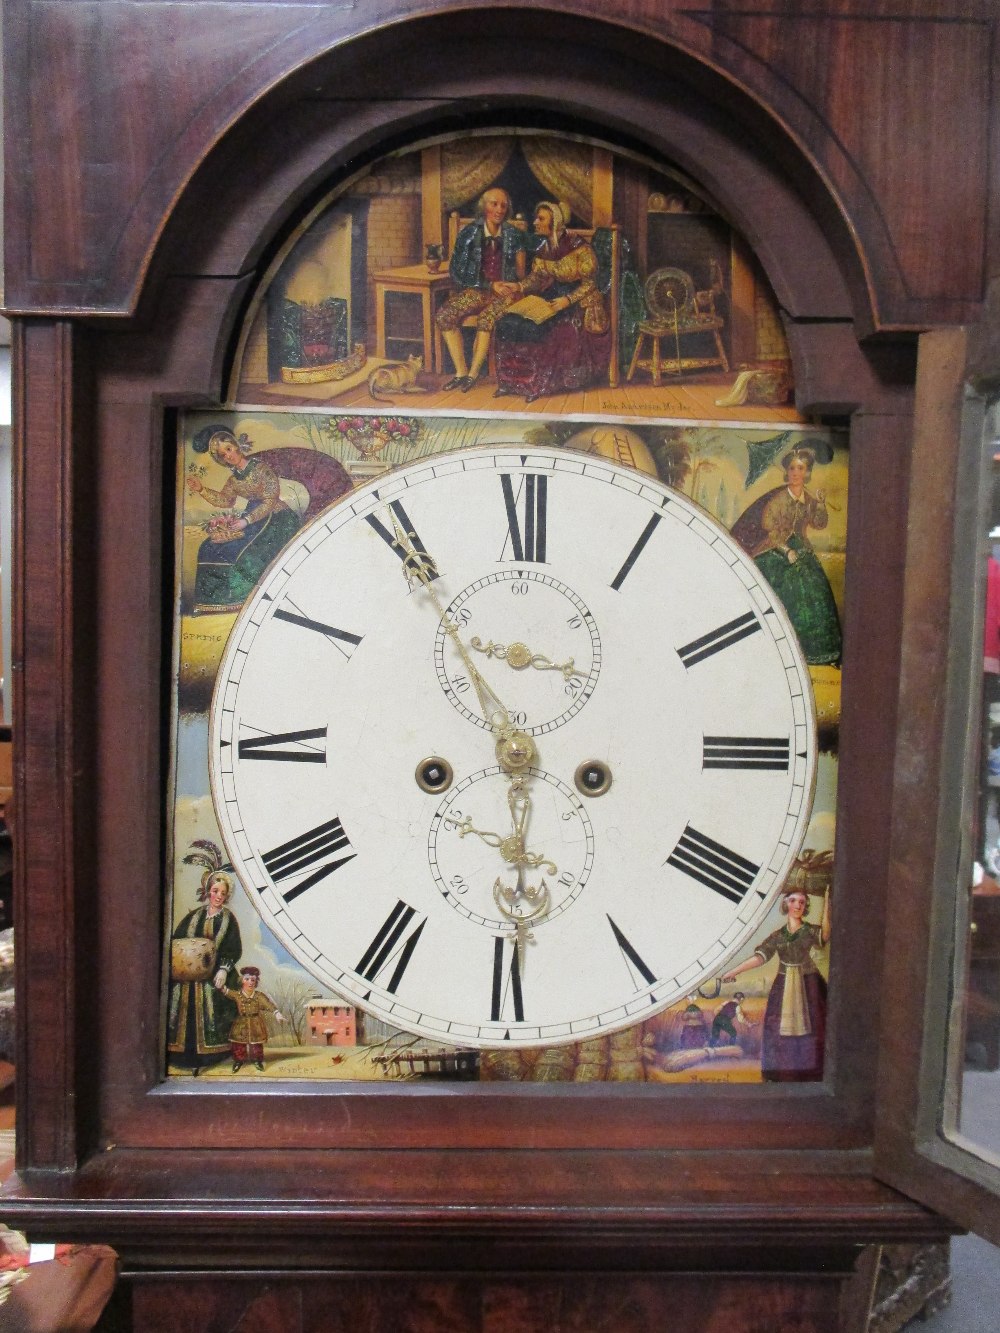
[208,446,817,1048]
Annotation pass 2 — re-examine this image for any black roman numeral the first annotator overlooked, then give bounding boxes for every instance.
[607,916,657,988]
[262,816,355,902]
[666,825,759,904]
[501,473,547,562]
[490,935,524,1023]
[610,513,662,590]
[356,901,426,993]
[272,601,363,659]
[238,726,327,764]
[703,736,790,771]
[677,611,761,668]
[365,500,438,580]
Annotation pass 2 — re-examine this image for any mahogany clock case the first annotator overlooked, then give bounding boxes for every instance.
[4,0,978,1272]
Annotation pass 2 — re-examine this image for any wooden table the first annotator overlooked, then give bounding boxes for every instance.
[372,264,453,374]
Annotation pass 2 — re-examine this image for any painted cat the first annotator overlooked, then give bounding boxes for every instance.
[367,354,426,401]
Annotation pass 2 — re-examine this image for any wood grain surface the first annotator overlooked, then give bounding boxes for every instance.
[3,0,993,332]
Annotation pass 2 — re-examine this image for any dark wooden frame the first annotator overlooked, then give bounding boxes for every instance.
[5,0,997,1306]
[875,324,1000,1248]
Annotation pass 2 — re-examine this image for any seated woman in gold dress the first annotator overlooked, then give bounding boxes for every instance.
[493,200,610,403]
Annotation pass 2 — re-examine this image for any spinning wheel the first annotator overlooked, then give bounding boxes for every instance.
[627,264,729,384]
[644,266,697,320]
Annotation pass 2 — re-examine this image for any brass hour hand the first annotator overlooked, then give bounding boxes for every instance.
[470,636,578,683]
[387,509,535,774]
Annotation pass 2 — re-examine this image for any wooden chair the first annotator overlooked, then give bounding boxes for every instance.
[626,265,729,385]
[444,212,621,387]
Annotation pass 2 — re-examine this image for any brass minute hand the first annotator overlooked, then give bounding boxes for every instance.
[388,506,555,969]
[387,510,536,775]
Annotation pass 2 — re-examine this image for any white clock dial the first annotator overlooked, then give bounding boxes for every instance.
[209,446,817,1049]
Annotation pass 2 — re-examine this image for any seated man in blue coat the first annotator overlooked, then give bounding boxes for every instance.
[437,187,532,391]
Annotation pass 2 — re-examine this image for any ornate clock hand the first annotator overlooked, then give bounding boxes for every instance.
[469,636,579,683]
[493,864,550,971]
[387,509,537,776]
[442,812,557,875]
[442,774,555,972]
[493,777,553,973]
[389,507,555,965]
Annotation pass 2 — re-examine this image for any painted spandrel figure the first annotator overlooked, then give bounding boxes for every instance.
[167,841,243,1075]
[730,443,842,667]
[220,966,285,1073]
[723,886,831,1082]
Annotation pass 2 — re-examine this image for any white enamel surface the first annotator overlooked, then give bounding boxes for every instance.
[209,447,817,1048]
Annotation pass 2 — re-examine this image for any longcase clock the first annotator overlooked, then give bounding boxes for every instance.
[5,3,999,1329]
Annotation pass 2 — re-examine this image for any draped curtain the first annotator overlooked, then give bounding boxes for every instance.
[441,136,516,212]
[520,137,593,225]
[440,134,594,222]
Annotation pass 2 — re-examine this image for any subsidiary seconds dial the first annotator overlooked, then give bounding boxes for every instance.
[209,446,817,1049]
[434,570,601,734]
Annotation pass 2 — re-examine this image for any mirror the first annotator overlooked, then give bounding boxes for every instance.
[951,395,1000,1162]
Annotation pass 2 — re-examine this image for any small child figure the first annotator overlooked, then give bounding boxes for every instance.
[218,965,284,1072]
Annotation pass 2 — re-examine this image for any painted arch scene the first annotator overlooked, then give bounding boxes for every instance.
[231,130,800,424]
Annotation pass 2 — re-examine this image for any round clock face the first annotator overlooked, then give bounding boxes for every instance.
[209,446,817,1049]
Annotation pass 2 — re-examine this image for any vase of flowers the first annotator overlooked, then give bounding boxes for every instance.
[332,415,423,462]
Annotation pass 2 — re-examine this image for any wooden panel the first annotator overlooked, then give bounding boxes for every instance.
[3,1,993,331]
[693,10,991,326]
[4,141,922,1187]
[874,327,1000,1242]
[11,321,81,1171]
[8,0,321,295]
[88,30,857,327]
[2,1146,950,1270]
[127,1271,858,1333]
[5,306,902,1177]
